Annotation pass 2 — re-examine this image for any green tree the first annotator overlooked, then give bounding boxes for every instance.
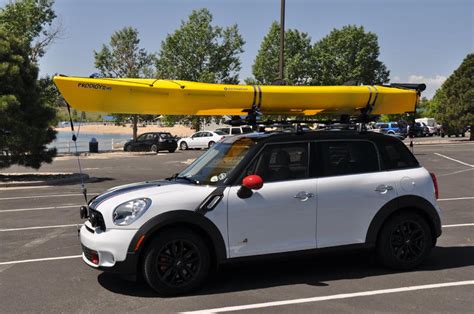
[313,25,390,85]
[94,27,154,139]
[435,54,474,140]
[0,0,62,63]
[251,22,314,85]
[0,29,56,169]
[156,9,245,130]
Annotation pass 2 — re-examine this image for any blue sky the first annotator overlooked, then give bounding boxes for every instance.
[4,0,473,98]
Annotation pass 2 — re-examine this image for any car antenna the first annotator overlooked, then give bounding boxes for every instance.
[65,102,88,204]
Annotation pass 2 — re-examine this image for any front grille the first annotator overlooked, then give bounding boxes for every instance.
[88,208,106,231]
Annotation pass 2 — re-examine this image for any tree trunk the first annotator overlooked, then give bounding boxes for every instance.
[192,118,201,131]
[470,125,474,141]
[132,115,138,139]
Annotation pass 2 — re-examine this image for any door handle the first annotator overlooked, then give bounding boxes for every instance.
[293,191,314,201]
[374,185,394,193]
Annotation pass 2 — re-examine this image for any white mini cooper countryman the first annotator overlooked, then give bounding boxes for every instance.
[79,130,442,296]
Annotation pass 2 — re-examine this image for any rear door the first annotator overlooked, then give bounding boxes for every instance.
[314,140,398,248]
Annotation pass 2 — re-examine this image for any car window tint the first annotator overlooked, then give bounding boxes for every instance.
[203,132,212,137]
[318,141,379,177]
[392,123,399,128]
[232,128,242,135]
[146,134,155,140]
[246,143,309,182]
[137,134,147,141]
[242,127,252,133]
[192,133,201,138]
[216,128,230,134]
[378,141,419,170]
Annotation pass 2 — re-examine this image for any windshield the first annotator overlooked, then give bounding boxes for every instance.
[177,137,256,185]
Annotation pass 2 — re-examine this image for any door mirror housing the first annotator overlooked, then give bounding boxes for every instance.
[238,175,263,199]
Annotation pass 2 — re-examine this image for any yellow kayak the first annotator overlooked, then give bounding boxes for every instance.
[53,76,421,116]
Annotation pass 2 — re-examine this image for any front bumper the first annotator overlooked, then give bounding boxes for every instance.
[79,223,139,274]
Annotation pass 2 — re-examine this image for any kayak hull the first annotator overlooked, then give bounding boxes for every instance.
[53,77,419,116]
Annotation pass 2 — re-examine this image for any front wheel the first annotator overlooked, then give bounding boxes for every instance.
[180,142,188,150]
[208,141,215,148]
[168,148,176,153]
[143,229,210,296]
[376,212,432,270]
[150,144,158,153]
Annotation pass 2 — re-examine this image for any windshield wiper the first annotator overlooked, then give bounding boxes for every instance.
[174,176,198,184]
[165,173,179,181]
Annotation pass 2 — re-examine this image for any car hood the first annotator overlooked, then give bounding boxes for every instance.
[89,180,218,229]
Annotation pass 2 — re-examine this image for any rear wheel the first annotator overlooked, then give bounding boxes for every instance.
[180,142,188,150]
[143,229,210,296]
[376,212,432,270]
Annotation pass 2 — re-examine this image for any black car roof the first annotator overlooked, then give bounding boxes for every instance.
[223,130,400,145]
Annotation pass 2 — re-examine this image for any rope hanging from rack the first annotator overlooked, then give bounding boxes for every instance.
[66,102,88,204]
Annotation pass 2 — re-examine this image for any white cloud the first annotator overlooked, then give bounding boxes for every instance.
[407,74,446,99]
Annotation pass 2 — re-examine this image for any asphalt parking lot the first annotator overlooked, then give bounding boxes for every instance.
[1,143,473,313]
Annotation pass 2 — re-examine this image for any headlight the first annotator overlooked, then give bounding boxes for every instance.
[112,198,151,226]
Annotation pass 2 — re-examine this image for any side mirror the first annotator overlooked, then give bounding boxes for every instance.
[237,175,263,199]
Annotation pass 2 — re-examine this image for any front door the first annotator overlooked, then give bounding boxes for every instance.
[227,142,317,257]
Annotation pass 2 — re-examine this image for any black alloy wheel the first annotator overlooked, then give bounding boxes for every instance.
[389,221,425,263]
[143,229,210,296]
[376,212,432,270]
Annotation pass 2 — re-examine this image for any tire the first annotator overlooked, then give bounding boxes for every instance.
[142,228,210,296]
[150,144,158,153]
[125,145,132,152]
[387,131,395,135]
[180,142,188,150]
[376,212,432,270]
[168,148,176,153]
[208,141,215,148]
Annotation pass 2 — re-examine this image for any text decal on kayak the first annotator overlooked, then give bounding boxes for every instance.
[77,82,112,91]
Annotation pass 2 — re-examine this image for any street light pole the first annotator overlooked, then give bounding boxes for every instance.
[279,0,285,83]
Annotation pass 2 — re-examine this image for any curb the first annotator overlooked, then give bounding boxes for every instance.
[1,173,90,188]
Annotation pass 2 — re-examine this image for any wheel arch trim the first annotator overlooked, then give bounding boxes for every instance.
[128,210,227,262]
[366,195,441,245]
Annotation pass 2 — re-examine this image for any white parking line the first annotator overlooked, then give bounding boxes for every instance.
[442,223,474,228]
[0,224,80,232]
[0,185,53,191]
[438,197,474,201]
[434,153,474,168]
[182,280,474,313]
[0,204,81,213]
[0,193,84,201]
[0,255,82,266]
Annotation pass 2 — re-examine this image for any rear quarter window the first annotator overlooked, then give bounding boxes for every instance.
[378,140,419,170]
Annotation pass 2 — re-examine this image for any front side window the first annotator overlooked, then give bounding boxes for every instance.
[245,143,309,182]
[317,141,379,177]
[216,128,230,135]
[136,134,147,141]
[192,132,202,138]
[178,137,257,185]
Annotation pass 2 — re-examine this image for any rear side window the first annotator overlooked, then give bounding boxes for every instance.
[242,127,253,133]
[378,141,419,170]
[317,141,379,177]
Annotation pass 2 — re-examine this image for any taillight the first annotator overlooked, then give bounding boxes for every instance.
[430,172,439,199]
